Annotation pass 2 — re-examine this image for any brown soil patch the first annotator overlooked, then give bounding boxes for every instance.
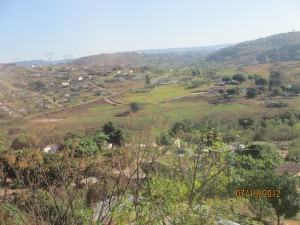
[31,118,63,123]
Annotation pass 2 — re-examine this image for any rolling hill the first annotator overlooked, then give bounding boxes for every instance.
[208,31,300,66]
[72,45,229,68]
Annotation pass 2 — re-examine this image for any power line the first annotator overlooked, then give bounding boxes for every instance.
[45,53,53,65]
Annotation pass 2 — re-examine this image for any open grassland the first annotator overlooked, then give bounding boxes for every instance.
[215,64,271,77]
[16,93,299,133]
[112,83,211,104]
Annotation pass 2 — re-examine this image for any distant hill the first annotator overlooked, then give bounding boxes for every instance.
[15,59,72,67]
[208,31,300,66]
[73,44,229,68]
[135,44,230,54]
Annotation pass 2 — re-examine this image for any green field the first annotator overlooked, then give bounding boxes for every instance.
[113,83,211,104]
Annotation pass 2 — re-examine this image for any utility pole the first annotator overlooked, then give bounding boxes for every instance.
[63,54,73,65]
[45,53,53,65]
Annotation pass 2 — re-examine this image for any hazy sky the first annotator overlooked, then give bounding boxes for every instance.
[1,0,300,63]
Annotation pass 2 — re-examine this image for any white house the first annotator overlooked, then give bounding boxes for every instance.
[62,82,70,87]
[80,177,99,185]
[174,139,181,148]
[42,145,60,153]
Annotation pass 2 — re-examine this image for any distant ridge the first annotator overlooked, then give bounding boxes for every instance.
[73,44,230,68]
[208,31,300,66]
[134,44,231,54]
[15,59,73,67]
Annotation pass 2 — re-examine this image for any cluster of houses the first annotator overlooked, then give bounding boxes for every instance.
[0,100,24,117]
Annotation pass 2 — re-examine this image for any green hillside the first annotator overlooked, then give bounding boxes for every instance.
[208,31,300,66]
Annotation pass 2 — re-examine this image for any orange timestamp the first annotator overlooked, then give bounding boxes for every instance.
[235,189,281,198]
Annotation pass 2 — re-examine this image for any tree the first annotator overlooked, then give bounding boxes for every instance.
[29,80,46,92]
[226,88,240,95]
[171,120,191,135]
[238,117,255,129]
[102,122,124,147]
[286,138,300,162]
[232,74,247,83]
[222,76,232,82]
[10,132,40,150]
[66,137,99,156]
[270,71,281,79]
[246,88,258,98]
[272,87,283,96]
[145,73,151,85]
[266,173,300,225]
[255,78,268,86]
[129,102,143,113]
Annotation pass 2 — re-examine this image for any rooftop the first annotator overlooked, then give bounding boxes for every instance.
[274,163,300,176]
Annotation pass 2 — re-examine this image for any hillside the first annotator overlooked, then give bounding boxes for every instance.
[73,45,228,68]
[208,31,300,66]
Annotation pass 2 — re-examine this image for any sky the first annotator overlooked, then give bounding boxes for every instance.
[0,0,300,63]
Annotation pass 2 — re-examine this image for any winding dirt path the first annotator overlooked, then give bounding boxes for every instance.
[104,97,125,106]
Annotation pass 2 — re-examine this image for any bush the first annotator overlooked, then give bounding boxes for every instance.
[286,138,300,162]
[255,78,268,86]
[246,89,258,98]
[226,88,239,95]
[271,87,283,96]
[266,101,288,108]
[232,74,247,83]
[171,120,191,135]
[129,102,143,112]
[238,117,255,129]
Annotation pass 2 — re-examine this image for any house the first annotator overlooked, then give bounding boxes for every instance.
[157,77,175,85]
[62,82,70,87]
[42,145,60,153]
[216,219,240,225]
[132,75,142,80]
[80,177,98,185]
[115,77,126,82]
[173,139,181,148]
[78,76,83,81]
[215,78,226,86]
[274,163,300,177]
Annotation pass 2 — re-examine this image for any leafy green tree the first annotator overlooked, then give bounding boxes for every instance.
[226,88,240,95]
[272,87,283,96]
[232,74,247,83]
[266,173,300,225]
[255,78,268,86]
[286,138,300,162]
[91,129,108,149]
[171,120,191,135]
[102,121,124,147]
[248,198,272,221]
[66,137,99,156]
[222,76,232,82]
[238,117,255,129]
[158,132,172,146]
[0,132,9,151]
[10,132,40,150]
[191,69,200,76]
[248,74,262,80]
[246,89,258,98]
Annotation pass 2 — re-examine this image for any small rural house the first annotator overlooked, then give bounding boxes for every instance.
[274,163,300,177]
[62,82,70,87]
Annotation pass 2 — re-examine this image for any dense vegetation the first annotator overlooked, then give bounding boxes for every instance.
[0,31,300,225]
[0,117,299,224]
